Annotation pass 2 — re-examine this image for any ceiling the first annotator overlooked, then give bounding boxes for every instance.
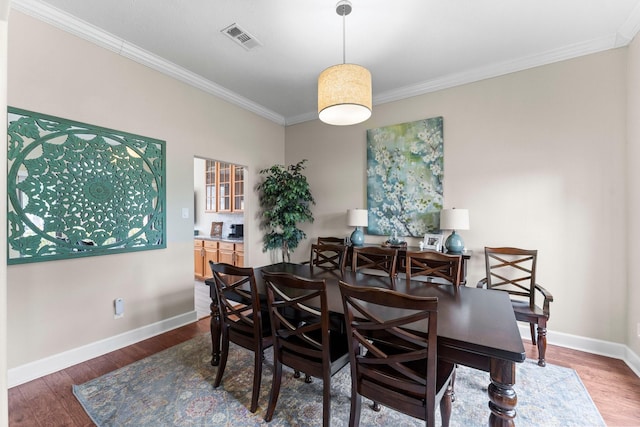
[11,0,640,126]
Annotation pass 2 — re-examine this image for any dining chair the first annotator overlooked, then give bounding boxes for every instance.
[209,261,272,412]
[261,271,350,427]
[309,242,348,273]
[477,247,554,366]
[317,236,345,245]
[351,246,398,288]
[339,281,455,427]
[405,250,462,286]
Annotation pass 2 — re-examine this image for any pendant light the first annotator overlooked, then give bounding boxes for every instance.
[318,0,372,126]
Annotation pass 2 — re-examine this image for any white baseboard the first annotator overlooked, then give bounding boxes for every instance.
[8,311,198,388]
[8,314,638,388]
[624,345,640,377]
[518,324,640,377]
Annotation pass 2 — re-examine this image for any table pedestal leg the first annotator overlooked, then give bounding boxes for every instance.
[210,299,221,366]
[488,359,517,427]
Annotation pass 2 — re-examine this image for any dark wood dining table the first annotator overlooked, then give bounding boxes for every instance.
[205,262,526,427]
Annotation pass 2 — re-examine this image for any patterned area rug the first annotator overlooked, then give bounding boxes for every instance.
[73,333,605,427]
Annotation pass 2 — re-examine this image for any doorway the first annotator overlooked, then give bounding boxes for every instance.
[193,156,245,318]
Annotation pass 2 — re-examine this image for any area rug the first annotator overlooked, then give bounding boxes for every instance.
[73,333,605,427]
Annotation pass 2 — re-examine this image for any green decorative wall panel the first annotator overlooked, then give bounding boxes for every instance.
[7,107,166,264]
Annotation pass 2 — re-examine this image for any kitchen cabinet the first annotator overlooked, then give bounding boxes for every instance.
[194,239,205,279]
[205,161,217,212]
[194,239,219,279]
[219,241,243,266]
[217,162,232,212]
[232,166,244,212]
[204,160,244,213]
[235,243,244,266]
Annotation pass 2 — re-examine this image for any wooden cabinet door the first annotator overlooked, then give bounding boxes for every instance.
[234,244,244,266]
[194,240,205,279]
[203,241,219,279]
[218,242,234,264]
[232,165,244,212]
[205,160,217,212]
[217,162,232,212]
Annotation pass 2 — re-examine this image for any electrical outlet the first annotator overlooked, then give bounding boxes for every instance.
[114,298,124,319]
[181,207,189,219]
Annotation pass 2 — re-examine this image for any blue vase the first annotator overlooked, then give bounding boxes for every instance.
[350,227,364,246]
[445,231,464,254]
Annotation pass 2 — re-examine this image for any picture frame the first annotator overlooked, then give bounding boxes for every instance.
[423,233,444,251]
[210,221,223,237]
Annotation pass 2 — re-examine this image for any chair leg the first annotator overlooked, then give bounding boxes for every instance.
[265,357,283,422]
[536,321,548,367]
[529,323,537,345]
[250,347,263,413]
[348,393,362,427]
[322,371,331,427]
[440,381,454,427]
[213,328,229,388]
[449,366,457,403]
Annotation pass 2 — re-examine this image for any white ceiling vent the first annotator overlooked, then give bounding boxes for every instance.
[221,23,261,50]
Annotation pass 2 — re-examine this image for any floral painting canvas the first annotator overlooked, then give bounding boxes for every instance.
[366,117,443,237]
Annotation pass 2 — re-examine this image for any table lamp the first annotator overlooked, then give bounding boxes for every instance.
[440,208,469,254]
[347,208,368,246]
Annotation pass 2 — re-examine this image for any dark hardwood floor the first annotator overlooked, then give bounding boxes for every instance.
[8,317,640,426]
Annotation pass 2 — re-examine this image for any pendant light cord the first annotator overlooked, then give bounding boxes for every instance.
[342,6,346,64]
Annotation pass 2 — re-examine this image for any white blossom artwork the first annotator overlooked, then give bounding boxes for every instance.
[366,117,443,237]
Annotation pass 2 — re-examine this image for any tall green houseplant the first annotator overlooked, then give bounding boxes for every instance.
[257,159,315,262]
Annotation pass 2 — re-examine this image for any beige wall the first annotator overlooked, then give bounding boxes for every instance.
[287,49,629,344]
[6,11,284,368]
[1,0,9,423]
[627,34,640,355]
[3,3,639,390]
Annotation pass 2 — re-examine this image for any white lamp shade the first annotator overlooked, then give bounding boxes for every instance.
[318,64,372,126]
[347,208,368,227]
[440,208,469,231]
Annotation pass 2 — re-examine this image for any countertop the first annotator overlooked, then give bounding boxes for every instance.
[194,235,244,243]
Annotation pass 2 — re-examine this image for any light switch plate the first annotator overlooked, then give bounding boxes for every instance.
[181,207,189,219]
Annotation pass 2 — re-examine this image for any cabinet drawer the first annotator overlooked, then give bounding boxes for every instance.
[204,240,218,249]
[234,243,244,252]
[194,239,204,248]
[219,242,235,251]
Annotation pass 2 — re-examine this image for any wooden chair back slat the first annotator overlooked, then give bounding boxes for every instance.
[351,246,398,287]
[405,250,462,286]
[309,243,347,272]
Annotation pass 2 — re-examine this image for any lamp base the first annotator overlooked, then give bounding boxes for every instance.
[445,230,464,254]
[350,227,364,246]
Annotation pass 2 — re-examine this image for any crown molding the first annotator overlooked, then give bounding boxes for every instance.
[11,0,286,126]
[374,34,621,106]
[616,1,640,46]
[11,0,640,127]
[285,111,320,126]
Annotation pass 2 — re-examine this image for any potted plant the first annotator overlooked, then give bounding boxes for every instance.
[256,159,315,262]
